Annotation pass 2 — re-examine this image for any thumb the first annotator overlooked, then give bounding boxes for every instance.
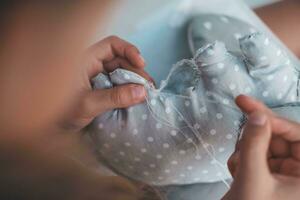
[238,111,272,180]
[82,84,146,118]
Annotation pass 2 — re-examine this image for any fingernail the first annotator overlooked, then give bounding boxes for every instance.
[249,112,267,126]
[132,85,146,99]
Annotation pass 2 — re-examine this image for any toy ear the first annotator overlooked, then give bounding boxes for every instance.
[188,14,257,56]
[161,59,199,94]
[195,42,228,76]
[239,33,287,76]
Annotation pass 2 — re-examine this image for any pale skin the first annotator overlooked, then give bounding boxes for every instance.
[0,30,152,200]
[0,2,150,200]
[221,2,300,199]
[1,1,300,200]
[63,2,300,199]
[61,35,152,131]
[255,0,300,57]
[222,95,300,200]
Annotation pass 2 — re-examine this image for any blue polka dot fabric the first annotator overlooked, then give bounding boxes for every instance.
[87,14,300,186]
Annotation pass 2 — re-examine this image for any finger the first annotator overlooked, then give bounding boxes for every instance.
[270,117,300,142]
[238,111,271,180]
[104,57,132,72]
[291,142,300,161]
[236,95,292,135]
[269,158,284,173]
[83,54,105,79]
[104,57,154,83]
[89,36,145,69]
[221,187,236,200]
[80,84,146,118]
[235,95,274,116]
[270,136,290,158]
[280,158,300,177]
[237,95,300,159]
[227,151,240,179]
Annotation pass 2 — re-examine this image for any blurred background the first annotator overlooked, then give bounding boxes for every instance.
[91,0,287,86]
[0,0,296,199]
[97,0,280,37]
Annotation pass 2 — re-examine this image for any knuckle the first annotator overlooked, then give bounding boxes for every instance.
[107,35,120,42]
[128,43,136,49]
[128,44,138,53]
[110,87,126,107]
[227,153,238,168]
[227,159,232,170]
[227,155,233,167]
[126,85,136,101]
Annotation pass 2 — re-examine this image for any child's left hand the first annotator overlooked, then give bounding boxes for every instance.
[58,36,153,132]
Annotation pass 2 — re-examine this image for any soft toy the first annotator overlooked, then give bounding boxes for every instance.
[87,14,300,186]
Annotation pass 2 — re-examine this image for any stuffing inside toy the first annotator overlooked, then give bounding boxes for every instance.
[87,14,300,186]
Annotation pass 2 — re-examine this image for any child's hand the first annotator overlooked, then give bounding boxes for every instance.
[222,95,300,200]
[59,36,153,131]
[233,95,300,177]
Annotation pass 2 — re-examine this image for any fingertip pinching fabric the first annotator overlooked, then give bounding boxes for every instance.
[87,14,300,187]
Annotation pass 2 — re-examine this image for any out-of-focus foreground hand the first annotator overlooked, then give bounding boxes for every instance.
[60,36,153,131]
[222,95,300,200]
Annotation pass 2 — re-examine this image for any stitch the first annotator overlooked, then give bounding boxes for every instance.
[88,14,300,187]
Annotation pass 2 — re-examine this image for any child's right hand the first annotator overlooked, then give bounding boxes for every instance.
[222,95,300,200]
[59,36,153,132]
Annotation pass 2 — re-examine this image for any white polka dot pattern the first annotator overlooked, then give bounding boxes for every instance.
[88,14,300,186]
